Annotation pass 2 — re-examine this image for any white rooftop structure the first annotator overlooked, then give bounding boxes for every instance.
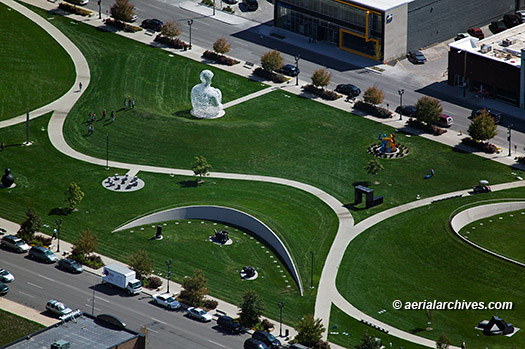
[350,0,414,11]
[450,23,525,68]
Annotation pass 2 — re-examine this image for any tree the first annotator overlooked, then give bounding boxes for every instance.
[128,249,153,281]
[180,269,208,307]
[260,50,283,73]
[213,37,231,55]
[110,0,135,22]
[72,229,98,258]
[436,334,451,349]
[65,182,84,212]
[18,207,42,242]
[192,156,212,182]
[364,158,384,184]
[311,69,331,90]
[355,330,380,349]
[468,110,497,142]
[239,290,265,328]
[413,96,442,125]
[295,314,326,348]
[161,21,181,39]
[363,86,384,105]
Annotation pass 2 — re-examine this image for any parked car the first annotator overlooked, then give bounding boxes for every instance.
[0,268,14,283]
[29,246,58,263]
[287,344,311,349]
[279,64,300,77]
[58,259,83,274]
[152,293,181,309]
[252,330,281,348]
[46,299,73,317]
[467,27,484,39]
[1,235,30,253]
[141,19,163,32]
[187,307,213,322]
[335,84,361,97]
[434,114,453,128]
[516,10,525,21]
[217,315,243,334]
[0,281,8,295]
[395,105,416,117]
[243,0,258,11]
[244,338,269,349]
[489,21,506,34]
[503,14,522,28]
[471,109,502,124]
[223,0,239,3]
[454,33,469,41]
[66,0,88,5]
[407,50,426,64]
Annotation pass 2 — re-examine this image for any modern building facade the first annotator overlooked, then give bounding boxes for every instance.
[273,0,525,62]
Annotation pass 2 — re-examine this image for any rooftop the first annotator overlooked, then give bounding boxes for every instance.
[449,23,525,68]
[343,0,414,12]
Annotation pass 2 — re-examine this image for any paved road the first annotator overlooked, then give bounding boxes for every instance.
[0,247,249,348]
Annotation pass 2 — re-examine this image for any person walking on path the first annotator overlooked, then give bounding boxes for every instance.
[87,124,94,135]
[128,98,132,108]
[131,100,135,108]
[102,109,106,119]
[79,82,82,91]
[110,110,115,122]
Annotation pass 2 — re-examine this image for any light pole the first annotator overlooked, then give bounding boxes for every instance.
[98,0,101,19]
[278,301,285,337]
[165,258,172,294]
[508,124,513,156]
[55,219,62,253]
[398,89,404,120]
[310,251,314,289]
[294,54,301,86]
[213,0,216,15]
[187,20,193,50]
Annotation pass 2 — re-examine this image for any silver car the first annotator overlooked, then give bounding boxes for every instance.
[0,268,14,283]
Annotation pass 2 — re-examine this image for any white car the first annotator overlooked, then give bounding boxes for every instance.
[0,268,14,283]
[46,299,73,317]
[152,293,181,310]
[187,307,212,322]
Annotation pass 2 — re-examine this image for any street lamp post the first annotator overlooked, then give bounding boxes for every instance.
[98,0,101,19]
[187,20,193,50]
[55,219,62,253]
[105,133,109,170]
[294,54,301,86]
[213,0,216,15]
[508,124,513,157]
[278,301,285,337]
[398,89,404,120]
[310,251,314,289]
[165,258,172,294]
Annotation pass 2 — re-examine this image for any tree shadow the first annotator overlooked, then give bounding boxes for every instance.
[177,180,199,188]
[409,327,426,334]
[48,207,70,216]
[173,109,195,120]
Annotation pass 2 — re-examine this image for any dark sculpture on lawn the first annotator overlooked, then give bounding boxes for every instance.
[212,230,229,244]
[242,266,256,279]
[1,168,14,188]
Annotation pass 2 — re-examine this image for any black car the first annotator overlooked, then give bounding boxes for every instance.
[58,259,84,274]
[243,0,258,11]
[489,21,506,34]
[141,19,164,32]
[335,84,361,97]
[407,50,427,64]
[503,14,522,28]
[244,338,268,349]
[252,330,281,348]
[471,109,502,124]
[395,105,416,117]
[217,315,243,334]
[279,64,300,77]
[0,281,9,295]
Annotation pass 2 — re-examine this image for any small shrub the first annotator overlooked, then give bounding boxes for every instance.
[104,18,142,32]
[407,118,447,136]
[32,235,53,248]
[154,34,190,50]
[201,0,213,5]
[223,6,234,13]
[145,276,162,289]
[460,137,497,153]
[71,254,104,269]
[517,156,525,164]
[354,101,392,118]
[58,2,93,16]
[261,319,274,331]
[203,298,218,310]
[303,84,340,101]
[202,50,239,66]
[253,68,287,83]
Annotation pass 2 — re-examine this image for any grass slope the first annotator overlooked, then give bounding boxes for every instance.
[0,309,44,346]
[0,3,74,120]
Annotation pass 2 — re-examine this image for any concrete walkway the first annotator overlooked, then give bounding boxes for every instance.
[3,1,525,348]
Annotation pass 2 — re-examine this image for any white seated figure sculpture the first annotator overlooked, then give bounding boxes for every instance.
[191,70,225,119]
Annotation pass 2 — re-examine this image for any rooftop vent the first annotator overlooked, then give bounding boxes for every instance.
[480,44,492,53]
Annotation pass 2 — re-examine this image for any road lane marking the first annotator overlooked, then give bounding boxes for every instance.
[38,274,55,282]
[19,291,35,298]
[27,282,42,289]
[149,329,159,333]
[208,340,226,348]
[151,317,167,325]
[85,304,100,311]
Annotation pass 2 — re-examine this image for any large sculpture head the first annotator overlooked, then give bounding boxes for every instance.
[200,70,214,86]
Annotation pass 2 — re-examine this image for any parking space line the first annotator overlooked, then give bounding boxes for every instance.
[19,291,35,298]
[396,60,406,71]
[38,274,55,282]
[432,47,441,59]
[27,282,42,289]
[208,340,226,348]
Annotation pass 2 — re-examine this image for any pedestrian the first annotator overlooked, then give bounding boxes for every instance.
[91,113,96,122]
[87,124,93,135]
[103,109,106,119]
[128,98,132,108]
[124,98,127,108]
[111,110,115,122]
[52,228,57,239]
[430,168,435,176]
[131,100,135,108]
[79,82,82,91]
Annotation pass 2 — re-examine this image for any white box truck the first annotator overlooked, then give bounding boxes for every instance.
[103,264,142,295]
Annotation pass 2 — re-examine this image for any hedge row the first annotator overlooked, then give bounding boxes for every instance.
[354,101,392,119]
[460,137,498,153]
[104,18,142,33]
[406,118,447,136]
[202,50,240,66]
[58,2,92,16]
[253,68,287,83]
[302,84,340,101]
[154,35,191,50]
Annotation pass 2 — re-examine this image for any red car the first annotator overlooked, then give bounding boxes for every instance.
[467,27,484,39]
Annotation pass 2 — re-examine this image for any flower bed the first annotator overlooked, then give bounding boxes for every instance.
[104,18,142,33]
[460,137,497,153]
[302,84,340,100]
[58,2,93,16]
[253,68,287,83]
[406,118,447,136]
[202,50,240,66]
[154,35,191,50]
[354,101,392,118]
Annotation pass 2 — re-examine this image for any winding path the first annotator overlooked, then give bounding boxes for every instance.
[4,1,525,348]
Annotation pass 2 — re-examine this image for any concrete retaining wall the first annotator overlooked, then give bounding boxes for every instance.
[114,205,303,295]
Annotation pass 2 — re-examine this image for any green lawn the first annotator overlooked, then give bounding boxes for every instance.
[459,208,525,264]
[336,190,525,348]
[329,305,424,348]
[0,113,337,324]
[0,310,44,346]
[0,2,74,120]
